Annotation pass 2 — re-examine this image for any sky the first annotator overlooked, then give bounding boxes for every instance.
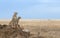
[0,0,60,19]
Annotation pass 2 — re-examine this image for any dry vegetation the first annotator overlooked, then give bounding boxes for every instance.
[0,19,60,38]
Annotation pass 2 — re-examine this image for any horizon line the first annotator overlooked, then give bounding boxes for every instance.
[0,19,60,21]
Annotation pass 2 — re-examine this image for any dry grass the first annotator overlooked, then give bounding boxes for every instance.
[0,19,60,38]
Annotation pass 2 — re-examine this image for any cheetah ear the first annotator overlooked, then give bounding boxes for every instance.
[14,12,18,14]
[13,12,18,15]
[18,17,21,19]
[20,17,21,19]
